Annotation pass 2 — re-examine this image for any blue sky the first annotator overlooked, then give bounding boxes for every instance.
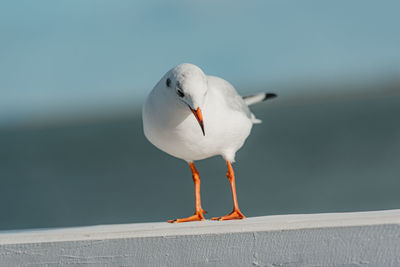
[1,0,400,123]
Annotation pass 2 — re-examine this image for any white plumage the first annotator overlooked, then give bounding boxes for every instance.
[142,63,264,163]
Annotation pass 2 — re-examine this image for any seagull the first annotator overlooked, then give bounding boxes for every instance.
[142,63,276,223]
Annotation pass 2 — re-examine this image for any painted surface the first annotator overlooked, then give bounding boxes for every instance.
[0,210,399,266]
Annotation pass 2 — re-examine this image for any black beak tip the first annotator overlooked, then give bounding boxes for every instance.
[200,123,205,136]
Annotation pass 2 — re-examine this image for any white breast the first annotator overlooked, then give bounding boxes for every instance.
[142,76,253,162]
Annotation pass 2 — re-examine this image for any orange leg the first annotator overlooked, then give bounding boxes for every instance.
[212,161,245,221]
[168,162,206,223]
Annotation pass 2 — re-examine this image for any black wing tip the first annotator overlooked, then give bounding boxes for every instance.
[263,93,277,101]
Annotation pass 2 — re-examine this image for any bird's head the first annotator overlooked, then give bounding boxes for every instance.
[163,63,208,136]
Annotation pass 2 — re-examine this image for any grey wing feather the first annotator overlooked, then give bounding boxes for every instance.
[207,75,262,124]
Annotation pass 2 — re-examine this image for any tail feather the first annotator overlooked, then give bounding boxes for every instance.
[250,113,262,124]
[243,93,277,106]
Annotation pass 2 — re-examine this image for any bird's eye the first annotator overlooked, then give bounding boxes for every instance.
[166,78,171,87]
[177,89,185,98]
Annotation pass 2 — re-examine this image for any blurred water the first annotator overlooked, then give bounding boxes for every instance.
[0,89,400,230]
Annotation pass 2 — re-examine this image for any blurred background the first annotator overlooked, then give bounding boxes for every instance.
[1,0,400,230]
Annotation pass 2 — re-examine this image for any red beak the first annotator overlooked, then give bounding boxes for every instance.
[190,107,205,136]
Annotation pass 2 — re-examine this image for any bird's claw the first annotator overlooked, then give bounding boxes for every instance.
[211,209,245,221]
[168,210,206,223]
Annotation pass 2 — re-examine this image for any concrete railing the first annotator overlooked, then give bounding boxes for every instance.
[1,209,399,266]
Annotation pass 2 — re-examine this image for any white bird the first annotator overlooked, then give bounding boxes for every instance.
[142,63,276,223]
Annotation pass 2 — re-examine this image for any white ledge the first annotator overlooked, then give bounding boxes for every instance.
[1,209,400,245]
[1,209,400,266]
